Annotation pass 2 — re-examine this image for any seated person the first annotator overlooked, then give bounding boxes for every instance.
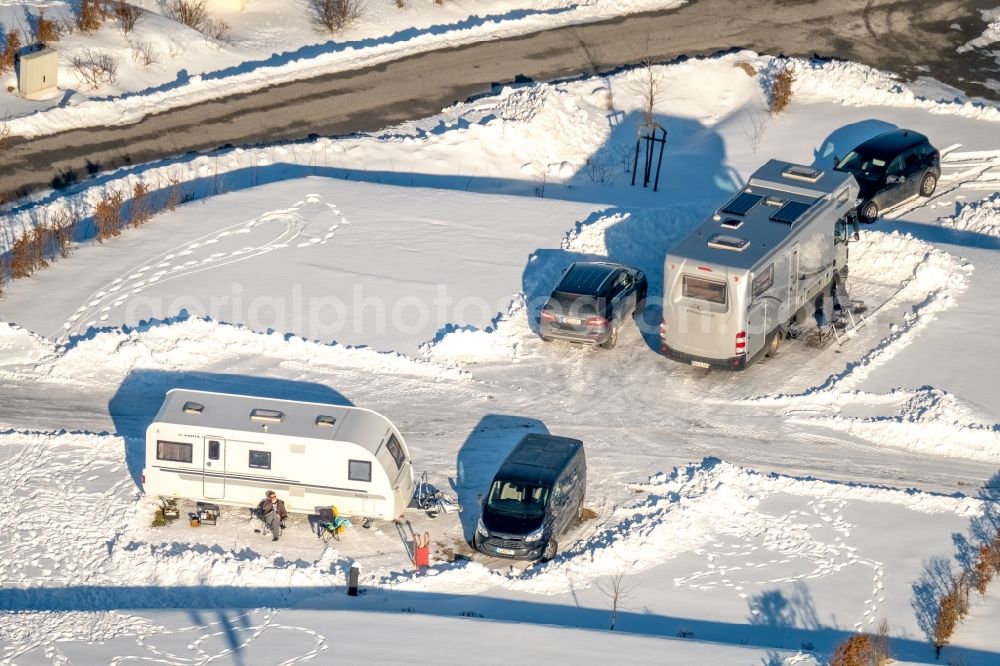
[260,490,288,542]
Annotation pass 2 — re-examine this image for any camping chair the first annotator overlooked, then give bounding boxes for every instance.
[318,505,352,543]
[250,499,286,536]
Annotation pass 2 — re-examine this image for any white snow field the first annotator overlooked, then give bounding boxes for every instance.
[3,51,1000,664]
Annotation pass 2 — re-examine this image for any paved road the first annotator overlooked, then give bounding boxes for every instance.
[1,0,997,200]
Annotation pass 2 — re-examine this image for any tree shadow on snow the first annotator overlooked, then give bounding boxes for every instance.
[109,369,352,489]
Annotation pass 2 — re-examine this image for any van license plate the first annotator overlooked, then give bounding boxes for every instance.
[561,317,582,325]
[691,360,710,369]
[495,547,517,555]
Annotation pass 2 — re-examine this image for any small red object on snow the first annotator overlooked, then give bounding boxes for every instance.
[415,531,430,568]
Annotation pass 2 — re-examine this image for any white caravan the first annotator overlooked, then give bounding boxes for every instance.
[142,389,414,520]
[660,160,859,370]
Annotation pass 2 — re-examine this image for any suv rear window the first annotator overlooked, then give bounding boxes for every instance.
[556,264,614,295]
[682,275,727,305]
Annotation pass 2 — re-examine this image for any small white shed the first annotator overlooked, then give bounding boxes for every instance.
[142,389,415,520]
[17,47,58,100]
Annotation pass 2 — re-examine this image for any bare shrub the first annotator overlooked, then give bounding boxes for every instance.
[630,58,664,129]
[312,0,365,32]
[873,617,892,665]
[49,209,77,257]
[934,582,965,658]
[167,177,183,211]
[36,9,61,44]
[113,1,143,36]
[830,633,876,666]
[769,67,794,115]
[128,39,158,67]
[974,544,995,595]
[166,0,208,29]
[595,568,633,631]
[71,50,119,89]
[130,182,151,228]
[734,61,757,77]
[202,17,231,42]
[10,234,34,279]
[94,190,124,241]
[395,0,405,6]
[1,30,21,73]
[77,0,104,33]
[0,116,10,151]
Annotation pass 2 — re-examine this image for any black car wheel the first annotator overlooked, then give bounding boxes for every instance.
[541,539,557,562]
[600,326,618,349]
[860,201,879,223]
[540,336,553,342]
[919,173,937,197]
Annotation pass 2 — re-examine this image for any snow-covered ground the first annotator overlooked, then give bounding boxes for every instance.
[3,42,1000,666]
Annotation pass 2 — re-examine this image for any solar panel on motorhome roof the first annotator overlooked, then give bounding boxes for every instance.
[769,200,812,224]
[720,192,763,216]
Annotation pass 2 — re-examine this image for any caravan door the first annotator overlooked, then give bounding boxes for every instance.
[203,437,226,499]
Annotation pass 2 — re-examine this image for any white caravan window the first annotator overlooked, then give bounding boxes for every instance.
[348,460,372,483]
[157,440,193,463]
[385,434,406,469]
[752,265,775,298]
[249,450,271,469]
[682,275,727,305]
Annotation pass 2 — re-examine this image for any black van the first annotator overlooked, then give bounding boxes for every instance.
[473,433,586,562]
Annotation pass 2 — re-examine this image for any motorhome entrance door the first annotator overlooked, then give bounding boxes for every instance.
[788,245,800,309]
[203,437,226,499]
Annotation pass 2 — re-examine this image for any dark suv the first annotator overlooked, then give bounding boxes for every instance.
[539,261,647,349]
[834,129,940,222]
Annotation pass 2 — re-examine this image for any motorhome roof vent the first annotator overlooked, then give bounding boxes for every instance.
[764,196,785,207]
[250,408,285,424]
[315,415,337,427]
[707,234,750,252]
[182,401,204,415]
[769,200,813,224]
[781,165,823,183]
[719,191,763,216]
[720,218,743,230]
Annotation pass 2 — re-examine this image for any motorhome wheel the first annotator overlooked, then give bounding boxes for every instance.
[919,173,937,197]
[765,331,781,358]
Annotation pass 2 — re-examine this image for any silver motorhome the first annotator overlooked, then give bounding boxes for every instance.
[660,160,859,370]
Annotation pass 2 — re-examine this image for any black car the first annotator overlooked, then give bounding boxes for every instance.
[834,129,940,222]
[474,433,586,562]
[539,261,647,349]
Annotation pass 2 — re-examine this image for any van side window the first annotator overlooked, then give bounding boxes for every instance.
[157,440,193,463]
[751,265,774,298]
[348,460,372,483]
[385,434,406,469]
[249,450,271,469]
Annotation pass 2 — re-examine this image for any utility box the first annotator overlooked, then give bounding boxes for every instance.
[17,47,58,100]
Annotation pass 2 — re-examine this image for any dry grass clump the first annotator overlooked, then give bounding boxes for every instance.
[1,30,21,73]
[94,190,125,241]
[734,61,757,77]
[768,67,794,115]
[77,0,104,33]
[36,9,61,44]
[312,0,365,32]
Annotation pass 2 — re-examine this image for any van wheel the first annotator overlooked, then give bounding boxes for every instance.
[765,331,781,358]
[600,327,618,349]
[541,336,553,342]
[919,173,937,197]
[541,539,557,562]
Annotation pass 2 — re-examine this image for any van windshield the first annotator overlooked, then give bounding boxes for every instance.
[485,480,549,518]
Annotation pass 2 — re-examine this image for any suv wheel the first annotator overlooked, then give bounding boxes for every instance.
[600,326,618,349]
[919,172,937,197]
[860,201,879,223]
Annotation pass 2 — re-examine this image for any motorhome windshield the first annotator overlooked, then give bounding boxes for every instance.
[682,275,727,305]
[485,480,550,518]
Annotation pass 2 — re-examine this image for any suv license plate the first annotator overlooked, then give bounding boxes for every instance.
[691,360,710,369]
[495,547,516,555]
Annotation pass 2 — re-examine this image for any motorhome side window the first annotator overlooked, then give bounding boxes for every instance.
[248,450,271,469]
[207,440,221,460]
[348,460,372,483]
[752,265,774,298]
[157,440,193,463]
[682,275,727,305]
[385,434,406,470]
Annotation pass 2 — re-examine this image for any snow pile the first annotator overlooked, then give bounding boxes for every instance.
[385,458,983,598]
[958,8,1000,53]
[791,58,1000,121]
[45,317,467,385]
[942,192,1000,237]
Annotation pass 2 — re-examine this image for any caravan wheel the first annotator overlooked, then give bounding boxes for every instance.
[765,331,781,358]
